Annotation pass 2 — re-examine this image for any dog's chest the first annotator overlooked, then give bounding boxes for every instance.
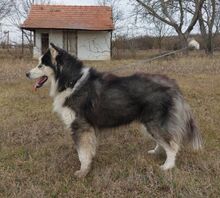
[53,90,76,128]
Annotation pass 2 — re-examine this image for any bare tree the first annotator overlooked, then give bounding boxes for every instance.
[0,0,14,21]
[9,0,50,45]
[198,0,219,54]
[11,0,50,24]
[133,0,204,49]
[215,1,220,34]
[151,17,172,50]
[97,0,123,38]
[97,0,124,58]
[98,0,123,24]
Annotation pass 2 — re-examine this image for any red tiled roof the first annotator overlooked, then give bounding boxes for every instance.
[21,5,114,31]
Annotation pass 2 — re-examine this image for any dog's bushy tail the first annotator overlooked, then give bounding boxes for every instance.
[187,116,202,150]
[169,94,202,150]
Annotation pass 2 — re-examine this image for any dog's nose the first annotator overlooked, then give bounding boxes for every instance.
[26,72,30,78]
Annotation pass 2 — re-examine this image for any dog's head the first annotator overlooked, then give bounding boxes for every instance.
[26,43,83,91]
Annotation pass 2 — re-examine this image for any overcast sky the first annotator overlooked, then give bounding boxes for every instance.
[0,0,199,44]
[0,0,133,44]
[0,0,136,44]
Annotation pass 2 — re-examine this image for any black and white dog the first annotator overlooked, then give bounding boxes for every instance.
[26,43,202,178]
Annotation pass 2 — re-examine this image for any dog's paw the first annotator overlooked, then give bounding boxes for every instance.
[148,149,156,154]
[74,170,88,178]
[160,164,174,171]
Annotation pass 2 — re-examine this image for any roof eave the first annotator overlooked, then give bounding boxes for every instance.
[20,26,114,31]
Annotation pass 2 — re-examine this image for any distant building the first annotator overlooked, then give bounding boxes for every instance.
[21,5,114,60]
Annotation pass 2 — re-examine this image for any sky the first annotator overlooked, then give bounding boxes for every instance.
[0,0,131,44]
[0,0,135,44]
[0,0,98,43]
[0,0,199,44]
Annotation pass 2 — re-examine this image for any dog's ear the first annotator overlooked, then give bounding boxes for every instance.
[49,43,60,63]
[50,43,60,51]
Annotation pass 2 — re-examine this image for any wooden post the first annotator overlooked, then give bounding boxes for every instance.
[33,30,36,46]
[30,31,32,43]
[29,30,33,57]
[67,31,69,52]
[110,31,113,59]
[22,29,24,55]
[7,31,9,46]
[76,30,78,57]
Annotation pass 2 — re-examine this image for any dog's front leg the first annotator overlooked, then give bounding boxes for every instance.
[72,120,97,178]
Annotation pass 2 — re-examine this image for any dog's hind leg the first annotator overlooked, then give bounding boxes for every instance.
[72,121,97,178]
[142,123,179,170]
[140,124,162,155]
[148,143,161,154]
[159,141,179,170]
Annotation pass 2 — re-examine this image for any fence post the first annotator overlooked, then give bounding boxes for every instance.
[22,29,24,56]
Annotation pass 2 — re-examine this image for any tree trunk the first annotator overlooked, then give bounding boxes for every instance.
[158,37,162,51]
[178,33,188,54]
[198,0,215,55]
[206,33,214,55]
[200,31,214,55]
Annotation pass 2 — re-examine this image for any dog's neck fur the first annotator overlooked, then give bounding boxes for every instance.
[49,77,58,98]
[49,67,90,98]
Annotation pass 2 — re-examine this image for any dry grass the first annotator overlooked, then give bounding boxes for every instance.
[0,48,32,59]
[0,51,220,197]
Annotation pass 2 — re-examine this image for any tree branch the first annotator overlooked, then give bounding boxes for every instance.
[185,0,205,36]
[135,0,177,28]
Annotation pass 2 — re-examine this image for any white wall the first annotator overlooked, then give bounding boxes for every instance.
[49,30,63,48]
[33,30,42,59]
[33,30,112,60]
[77,31,111,60]
[33,29,63,59]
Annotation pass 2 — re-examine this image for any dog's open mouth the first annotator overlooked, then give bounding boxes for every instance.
[34,76,48,90]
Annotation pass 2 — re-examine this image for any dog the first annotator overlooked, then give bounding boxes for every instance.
[26,43,202,178]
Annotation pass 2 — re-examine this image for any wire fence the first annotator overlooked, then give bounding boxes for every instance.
[0,44,33,58]
[110,47,188,73]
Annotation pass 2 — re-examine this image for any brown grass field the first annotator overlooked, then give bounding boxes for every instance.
[0,51,220,197]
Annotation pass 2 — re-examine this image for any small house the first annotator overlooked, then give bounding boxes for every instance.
[21,5,114,60]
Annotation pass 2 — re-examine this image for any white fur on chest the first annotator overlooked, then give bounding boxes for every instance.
[53,88,76,128]
[50,67,90,128]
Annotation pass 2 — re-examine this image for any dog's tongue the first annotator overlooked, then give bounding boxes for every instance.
[34,76,48,91]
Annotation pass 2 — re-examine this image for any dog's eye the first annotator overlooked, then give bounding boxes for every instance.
[38,64,43,68]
